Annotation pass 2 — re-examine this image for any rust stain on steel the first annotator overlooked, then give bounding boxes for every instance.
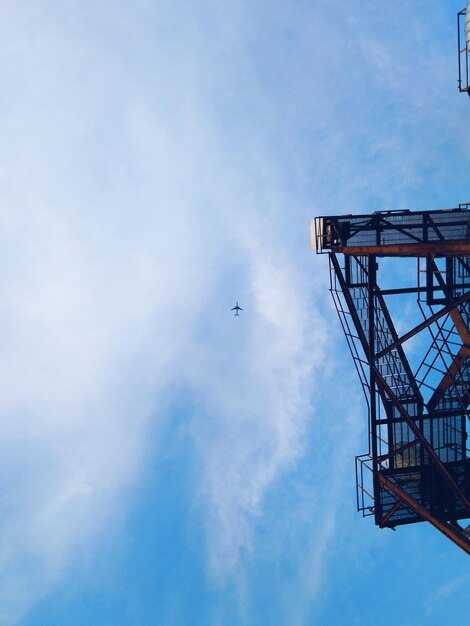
[374,290,470,361]
[379,497,404,528]
[378,473,470,555]
[332,241,470,257]
[373,367,470,514]
[427,344,470,412]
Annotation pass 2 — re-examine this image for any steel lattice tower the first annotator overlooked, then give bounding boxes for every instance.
[314,205,470,554]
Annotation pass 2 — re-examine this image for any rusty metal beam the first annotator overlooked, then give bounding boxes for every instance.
[379,497,403,528]
[449,307,470,344]
[332,241,470,257]
[373,368,470,514]
[373,290,470,361]
[428,258,470,345]
[423,258,470,411]
[377,473,470,555]
[427,345,470,412]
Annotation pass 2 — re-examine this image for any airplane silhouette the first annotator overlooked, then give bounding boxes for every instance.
[231,302,243,316]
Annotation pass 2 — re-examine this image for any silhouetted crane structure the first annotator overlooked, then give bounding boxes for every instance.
[458,3,470,95]
[313,205,470,554]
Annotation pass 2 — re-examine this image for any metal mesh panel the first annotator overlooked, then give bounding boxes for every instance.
[316,208,470,252]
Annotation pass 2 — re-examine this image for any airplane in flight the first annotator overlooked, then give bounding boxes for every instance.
[231,302,243,316]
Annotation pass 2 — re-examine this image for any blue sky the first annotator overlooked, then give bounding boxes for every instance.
[0,1,469,625]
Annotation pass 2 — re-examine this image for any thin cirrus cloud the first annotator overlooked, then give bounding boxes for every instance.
[0,4,227,624]
[0,1,330,621]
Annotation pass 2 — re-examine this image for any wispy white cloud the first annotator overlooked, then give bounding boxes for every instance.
[424,573,470,616]
[0,2,226,621]
[186,216,329,576]
[0,1,468,623]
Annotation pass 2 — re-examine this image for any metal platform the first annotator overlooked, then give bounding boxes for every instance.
[316,205,470,554]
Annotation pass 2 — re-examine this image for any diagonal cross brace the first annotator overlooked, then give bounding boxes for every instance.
[373,289,470,362]
[373,367,470,514]
[427,344,470,412]
[378,473,470,556]
[426,259,470,410]
[379,496,404,528]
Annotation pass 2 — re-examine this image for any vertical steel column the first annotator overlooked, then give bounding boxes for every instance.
[368,255,381,521]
